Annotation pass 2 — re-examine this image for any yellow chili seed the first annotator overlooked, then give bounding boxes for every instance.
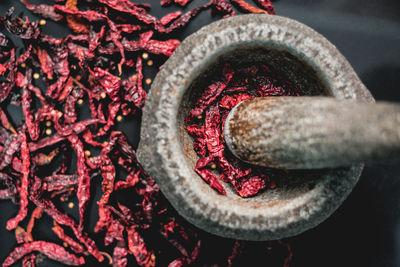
[68,202,74,209]
[39,19,46,26]
[20,63,26,68]
[45,128,52,136]
[147,60,153,66]
[145,78,152,85]
[210,163,217,169]
[197,115,203,120]
[142,52,149,59]
[33,73,40,79]
[45,121,52,127]
[100,92,107,99]
[77,98,84,105]
[84,150,91,157]
[63,242,68,248]
[116,115,123,122]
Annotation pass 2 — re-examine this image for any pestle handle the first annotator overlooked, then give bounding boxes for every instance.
[224,96,400,169]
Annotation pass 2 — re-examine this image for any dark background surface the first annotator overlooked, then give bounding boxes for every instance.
[0,0,399,266]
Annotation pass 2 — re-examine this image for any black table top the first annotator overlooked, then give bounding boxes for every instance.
[0,1,399,266]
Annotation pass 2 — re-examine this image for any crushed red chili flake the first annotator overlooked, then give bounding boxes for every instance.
[0,1,293,266]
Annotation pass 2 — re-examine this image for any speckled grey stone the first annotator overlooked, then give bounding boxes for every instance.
[225,97,400,169]
[137,14,374,241]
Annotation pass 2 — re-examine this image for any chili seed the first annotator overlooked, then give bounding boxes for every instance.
[142,52,149,59]
[33,73,40,79]
[39,19,46,26]
[145,78,152,85]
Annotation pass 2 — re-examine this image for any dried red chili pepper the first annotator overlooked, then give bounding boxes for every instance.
[161,0,173,6]
[161,0,193,7]
[97,0,162,30]
[0,108,17,135]
[160,11,182,25]
[26,206,43,235]
[53,221,85,254]
[235,175,268,197]
[6,131,30,230]
[227,240,244,267]
[126,226,156,267]
[278,240,293,267]
[230,0,269,14]
[64,88,84,124]
[20,0,63,21]
[22,85,39,141]
[255,0,276,14]
[67,134,90,232]
[46,45,69,99]
[211,0,236,18]
[113,243,129,267]
[105,219,124,245]
[37,48,54,80]
[2,241,85,267]
[95,153,116,232]
[65,0,89,33]
[42,174,79,192]
[115,170,140,190]
[99,31,181,57]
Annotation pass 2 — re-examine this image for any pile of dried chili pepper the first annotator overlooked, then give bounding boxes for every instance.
[0,0,293,266]
[185,63,300,197]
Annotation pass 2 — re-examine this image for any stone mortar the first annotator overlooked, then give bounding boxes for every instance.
[137,14,375,241]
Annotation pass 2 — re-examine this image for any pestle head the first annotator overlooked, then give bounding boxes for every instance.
[225,96,400,169]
